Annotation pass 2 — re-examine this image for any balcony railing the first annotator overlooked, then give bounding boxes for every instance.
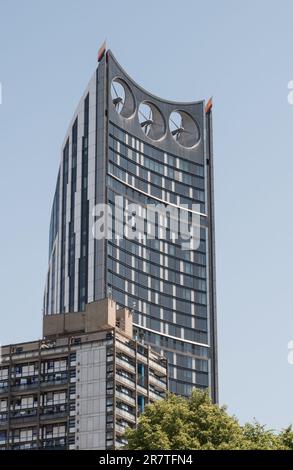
[115,390,135,405]
[149,359,166,375]
[115,374,135,389]
[136,384,148,396]
[115,407,136,423]
[116,341,135,357]
[40,378,68,387]
[9,413,38,425]
[40,411,68,421]
[115,423,126,435]
[115,358,135,373]
[115,439,127,449]
[137,352,148,364]
[149,390,165,401]
[42,439,67,449]
[149,374,167,390]
[11,382,39,392]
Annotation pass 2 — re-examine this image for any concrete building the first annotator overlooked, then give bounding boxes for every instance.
[43,46,218,401]
[0,299,167,450]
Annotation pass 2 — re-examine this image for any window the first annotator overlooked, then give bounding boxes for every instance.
[0,368,8,380]
[0,400,7,411]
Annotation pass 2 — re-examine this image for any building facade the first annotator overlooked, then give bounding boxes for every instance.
[0,299,167,450]
[43,49,218,401]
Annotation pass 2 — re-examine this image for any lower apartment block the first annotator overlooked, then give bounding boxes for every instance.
[0,299,168,449]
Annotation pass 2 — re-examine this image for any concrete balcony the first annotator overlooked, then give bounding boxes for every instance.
[149,359,166,376]
[149,390,164,401]
[115,407,136,423]
[137,384,148,396]
[11,382,39,393]
[149,374,167,390]
[137,352,148,364]
[115,390,135,406]
[115,374,135,389]
[115,358,135,373]
[115,423,127,435]
[116,341,135,357]
[40,411,68,421]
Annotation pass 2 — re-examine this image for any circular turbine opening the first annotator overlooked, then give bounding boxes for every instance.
[169,110,200,148]
[138,101,166,141]
[111,78,135,118]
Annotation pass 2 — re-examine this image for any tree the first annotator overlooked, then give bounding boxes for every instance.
[124,389,293,450]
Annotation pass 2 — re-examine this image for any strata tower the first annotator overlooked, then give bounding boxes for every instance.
[43,48,218,401]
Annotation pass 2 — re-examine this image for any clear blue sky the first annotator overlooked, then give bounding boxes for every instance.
[1,0,293,430]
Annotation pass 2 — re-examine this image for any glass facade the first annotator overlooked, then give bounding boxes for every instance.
[106,122,210,396]
[60,140,69,313]
[68,118,78,311]
[78,94,89,311]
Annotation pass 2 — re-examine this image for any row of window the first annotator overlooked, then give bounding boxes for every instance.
[111,285,207,320]
[108,164,204,212]
[108,236,207,276]
[108,204,206,258]
[136,329,209,359]
[108,250,207,292]
[109,142,204,185]
[107,176,207,229]
[109,148,205,203]
[109,270,207,306]
[109,263,206,306]
[108,236,206,267]
[10,359,67,377]
[107,211,206,258]
[109,122,205,177]
[0,372,69,391]
[168,366,208,385]
[169,379,208,396]
[0,423,67,443]
[135,311,208,344]
[131,299,208,327]
[108,184,206,225]
[5,391,68,408]
[107,196,205,246]
[109,286,208,344]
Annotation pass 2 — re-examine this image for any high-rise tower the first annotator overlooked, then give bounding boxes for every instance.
[44,48,218,401]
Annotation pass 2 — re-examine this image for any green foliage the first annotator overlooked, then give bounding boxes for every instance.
[278,426,293,450]
[124,389,292,450]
